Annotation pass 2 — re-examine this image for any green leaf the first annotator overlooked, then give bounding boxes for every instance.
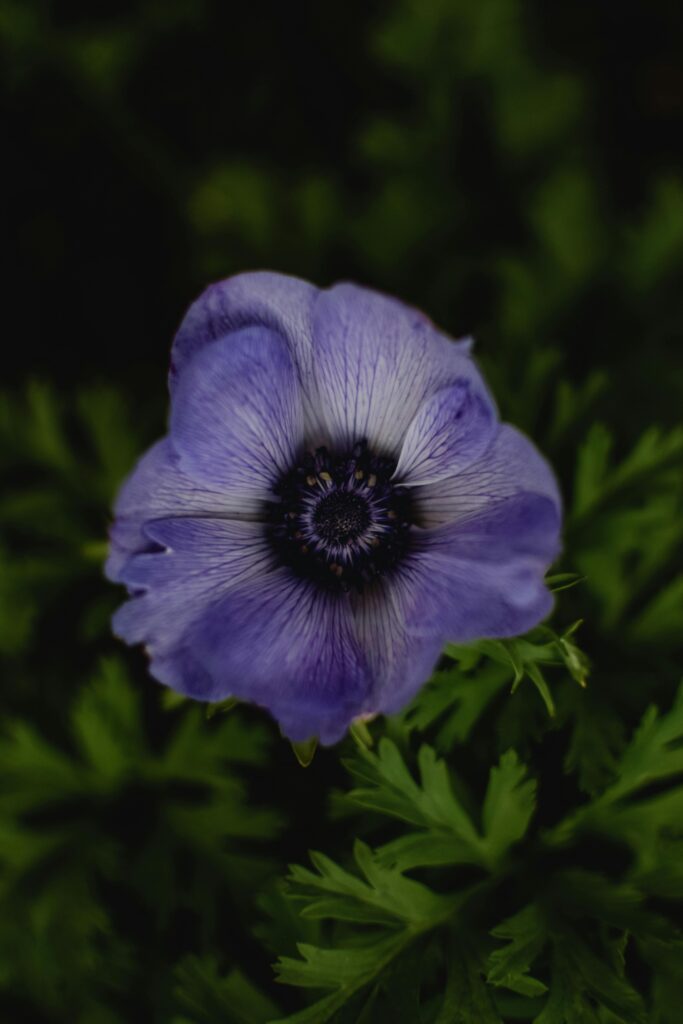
[289,840,455,927]
[488,905,548,998]
[481,751,537,867]
[436,941,503,1023]
[535,930,646,1024]
[398,659,510,749]
[273,933,410,1024]
[344,740,484,865]
[555,683,683,851]
[525,663,556,718]
[601,683,683,804]
[631,574,683,643]
[71,658,145,783]
[571,424,683,526]
[546,572,586,593]
[174,957,279,1024]
[563,691,625,795]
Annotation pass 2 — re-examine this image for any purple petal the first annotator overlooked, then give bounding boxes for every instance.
[415,424,562,528]
[170,271,316,395]
[105,439,262,581]
[394,381,497,487]
[405,492,561,642]
[170,326,303,497]
[111,517,273,648]
[352,575,445,718]
[309,283,483,454]
[173,572,372,744]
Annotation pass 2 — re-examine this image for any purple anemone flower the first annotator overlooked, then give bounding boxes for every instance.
[106,273,561,744]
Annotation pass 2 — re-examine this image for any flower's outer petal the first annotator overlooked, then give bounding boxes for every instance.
[394,381,497,487]
[111,517,274,648]
[170,271,317,396]
[310,283,486,454]
[113,516,371,743]
[169,573,371,744]
[406,492,561,642]
[170,326,304,496]
[415,424,561,528]
[105,439,262,581]
[352,574,445,718]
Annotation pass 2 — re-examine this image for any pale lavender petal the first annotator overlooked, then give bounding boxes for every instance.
[105,439,262,580]
[112,517,273,648]
[310,283,484,454]
[394,381,497,487]
[170,271,316,394]
[415,424,562,528]
[170,326,303,497]
[352,574,445,717]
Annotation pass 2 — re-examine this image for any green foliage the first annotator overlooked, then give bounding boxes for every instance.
[275,692,683,1023]
[173,957,279,1024]
[0,657,281,1016]
[342,741,535,872]
[0,382,143,662]
[569,424,683,633]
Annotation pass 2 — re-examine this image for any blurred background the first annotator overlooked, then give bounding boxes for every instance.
[2,1,683,1022]
[5,0,683,421]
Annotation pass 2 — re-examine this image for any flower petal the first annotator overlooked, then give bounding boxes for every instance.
[105,439,262,581]
[352,575,445,718]
[170,326,304,497]
[415,424,561,528]
[310,283,482,454]
[405,492,561,642]
[171,573,371,744]
[114,515,371,743]
[170,271,317,394]
[111,517,273,647]
[394,380,497,487]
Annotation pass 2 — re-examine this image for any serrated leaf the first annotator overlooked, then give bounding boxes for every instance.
[174,957,279,1023]
[436,941,503,1023]
[481,751,537,867]
[273,933,409,1022]
[488,904,548,998]
[400,660,510,749]
[603,684,683,803]
[289,841,454,927]
[535,930,647,1024]
[71,658,144,782]
[571,424,683,526]
[345,739,479,843]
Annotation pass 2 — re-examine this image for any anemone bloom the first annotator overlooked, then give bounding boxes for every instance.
[107,273,561,743]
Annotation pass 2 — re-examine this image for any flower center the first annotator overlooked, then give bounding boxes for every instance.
[313,491,371,546]
[268,440,415,592]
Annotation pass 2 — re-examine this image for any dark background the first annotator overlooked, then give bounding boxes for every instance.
[5,0,683,424]
[2,1,683,1022]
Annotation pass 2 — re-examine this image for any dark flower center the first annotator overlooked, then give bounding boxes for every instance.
[268,440,415,592]
[313,492,371,546]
